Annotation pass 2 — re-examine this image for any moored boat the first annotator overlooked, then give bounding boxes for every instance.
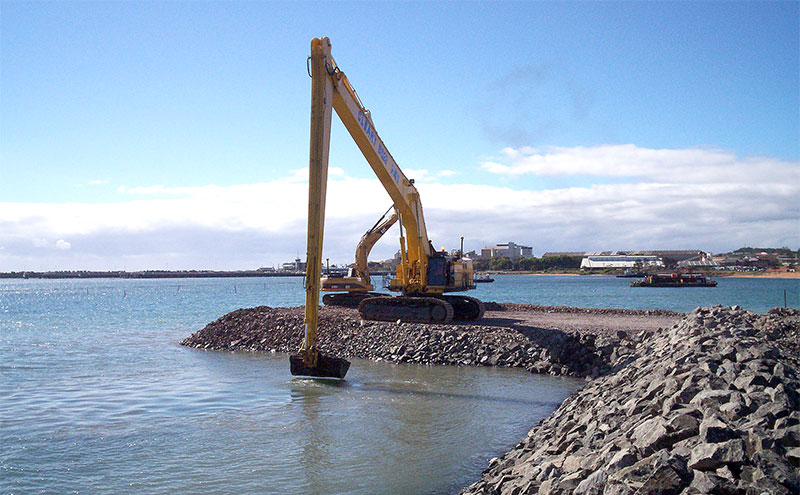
[616,268,645,278]
[631,272,717,287]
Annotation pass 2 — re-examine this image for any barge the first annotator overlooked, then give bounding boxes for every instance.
[631,272,717,287]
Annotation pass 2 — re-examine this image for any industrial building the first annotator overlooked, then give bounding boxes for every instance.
[580,255,664,269]
[281,258,306,272]
[559,250,712,270]
[480,242,533,261]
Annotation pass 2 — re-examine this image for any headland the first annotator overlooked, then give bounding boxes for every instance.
[0,270,304,279]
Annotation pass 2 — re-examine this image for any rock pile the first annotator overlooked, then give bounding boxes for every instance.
[180,305,673,377]
[461,306,800,495]
[486,302,678,317]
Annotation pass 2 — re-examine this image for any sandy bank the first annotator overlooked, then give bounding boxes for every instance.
[722,271,800,279]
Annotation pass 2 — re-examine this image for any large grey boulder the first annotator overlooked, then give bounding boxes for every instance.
[460,307,800,495]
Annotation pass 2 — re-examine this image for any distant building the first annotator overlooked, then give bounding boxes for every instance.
[480,242,533,261]
[580,255,663,269]
[647,250,710,268]
[281,258,306,272]
[559,250,710,269]
[677,255,719,268]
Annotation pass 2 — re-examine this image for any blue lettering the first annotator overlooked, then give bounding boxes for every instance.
[377,143,389,164]
[358,110,390,165]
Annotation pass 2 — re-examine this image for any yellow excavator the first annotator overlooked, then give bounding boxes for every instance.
[321,206,398,308]
[290,37,483,378]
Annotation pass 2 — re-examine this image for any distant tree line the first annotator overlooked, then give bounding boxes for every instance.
[473,255,581,272]
[732,246,799,256]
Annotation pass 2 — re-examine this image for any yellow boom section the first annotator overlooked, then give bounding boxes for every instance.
[300,37,334,364]
[316,38,432,287]
[299,37,450,375]
[353,210,398,288]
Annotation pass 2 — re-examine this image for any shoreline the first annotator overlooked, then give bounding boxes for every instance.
[484,270,800,279]
[3,269,797,280]
[720,271,800,279]
[181,304,683,378]
[0,270,306,279]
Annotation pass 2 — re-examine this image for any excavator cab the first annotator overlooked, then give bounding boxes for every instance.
[426,253,448,288]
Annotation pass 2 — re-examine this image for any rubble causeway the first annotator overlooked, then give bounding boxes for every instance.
[181,304,799,494]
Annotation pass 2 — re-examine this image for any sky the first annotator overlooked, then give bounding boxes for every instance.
[1,0,798,271]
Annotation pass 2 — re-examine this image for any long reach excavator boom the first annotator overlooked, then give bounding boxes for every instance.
[290,37,482,378]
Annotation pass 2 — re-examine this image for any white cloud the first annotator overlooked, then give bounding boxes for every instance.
[1,144,797,270]
[404,168,458,182]
[481,144,799,184]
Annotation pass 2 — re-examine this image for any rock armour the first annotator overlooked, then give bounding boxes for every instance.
[180,304,674,377]
[460,306,799,495]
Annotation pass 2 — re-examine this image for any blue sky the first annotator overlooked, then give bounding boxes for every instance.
[1,1,798,270]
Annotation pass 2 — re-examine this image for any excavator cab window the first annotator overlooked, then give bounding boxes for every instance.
[427,255,447,287]
[446,259,454,287]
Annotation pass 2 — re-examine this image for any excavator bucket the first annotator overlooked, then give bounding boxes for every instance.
[289,351,351,379]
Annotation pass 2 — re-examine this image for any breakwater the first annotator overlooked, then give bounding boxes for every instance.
[182,304,799,493]
[461,306,799,494]
[181,304,681,377]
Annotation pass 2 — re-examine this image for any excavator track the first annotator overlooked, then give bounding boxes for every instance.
[322,292,384,308]
[441,295,485,321]
[358,296,454,324]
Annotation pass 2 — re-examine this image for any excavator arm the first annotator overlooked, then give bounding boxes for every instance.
[352,208,398,287]
[291,37,480,379]
[289,37,349,379]
[312,38,433,291]
[320,208,397,307]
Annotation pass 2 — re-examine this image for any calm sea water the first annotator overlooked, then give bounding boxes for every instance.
[1,275,796,494]
[471,274,799,313]
[1,277,580,495]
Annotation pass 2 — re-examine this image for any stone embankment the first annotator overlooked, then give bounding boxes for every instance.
[461,306,799,495]
[181,304,681,377]
[181,304,799,494]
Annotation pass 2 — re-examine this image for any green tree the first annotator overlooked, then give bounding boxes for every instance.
[517,256,541,271]
[474,258,490,271]
[489,256,513,271]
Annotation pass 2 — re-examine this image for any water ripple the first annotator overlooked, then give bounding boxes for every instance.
[0,278,585,495]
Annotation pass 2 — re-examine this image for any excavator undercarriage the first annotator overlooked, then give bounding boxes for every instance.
[322,291,383,308]
[358,295,484,324]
